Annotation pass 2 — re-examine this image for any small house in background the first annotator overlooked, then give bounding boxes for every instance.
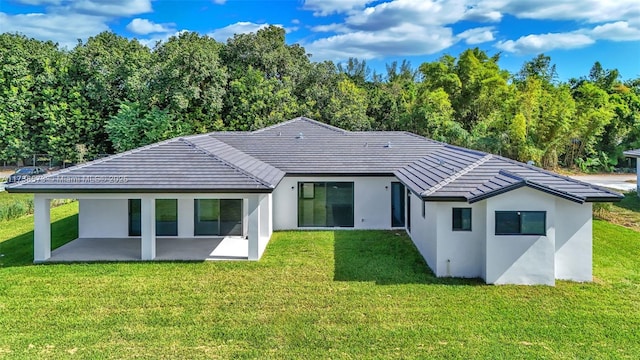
[623,149,640,194]
[7,117,623,285]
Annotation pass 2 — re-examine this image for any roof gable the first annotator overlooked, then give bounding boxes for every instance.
[398,149,622,203]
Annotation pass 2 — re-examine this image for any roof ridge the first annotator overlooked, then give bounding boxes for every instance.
[6,137,180,189]
[468,170,586,204]
[422,154,493,196]
[250,116,348,134]
[493,154,622,196]
[179,136,275,188]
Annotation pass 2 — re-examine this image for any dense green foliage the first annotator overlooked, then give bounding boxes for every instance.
[0,211,639,358]
[1,27,639,169]
[0,192,73,222]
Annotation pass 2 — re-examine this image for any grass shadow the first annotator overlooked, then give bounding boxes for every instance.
[615,191,640,212]
[0,214,78,267]
[333,230,484,286]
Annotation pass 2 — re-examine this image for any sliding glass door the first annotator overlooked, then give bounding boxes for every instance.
[128,199,177,236]
[194,199,243,236]
[298,182,354,227]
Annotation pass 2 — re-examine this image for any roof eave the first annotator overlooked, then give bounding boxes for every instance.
[6,187,274,194]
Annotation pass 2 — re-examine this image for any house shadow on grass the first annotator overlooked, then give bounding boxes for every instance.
[0,214,78,267]
[332,230,484,286]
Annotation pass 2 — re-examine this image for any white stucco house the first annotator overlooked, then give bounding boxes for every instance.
[8,117,622,285]
[623,149,640,194]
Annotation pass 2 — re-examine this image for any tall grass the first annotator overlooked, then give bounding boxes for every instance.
[0,192,74,222]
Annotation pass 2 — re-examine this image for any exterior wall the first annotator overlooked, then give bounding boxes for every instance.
[435,202,486,278]
[272,176,397,230]
[407,199,486,279]
[257,194,273,258]
[177,198,195,237]
[485,187,556,285]
[408,194,438,272]
[555,200,592,281]
[79,199,129,238]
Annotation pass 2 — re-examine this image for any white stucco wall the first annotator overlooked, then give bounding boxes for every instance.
[258,194,273,258]
[177,198,194,237]
[408,200,486,279]
[485,187,557,285]
[272,176,397,230]
[555,200,592,281]
[79,195,255,238]
[410,199,438,272]
[79,199,129,238]
[435,202,486,278]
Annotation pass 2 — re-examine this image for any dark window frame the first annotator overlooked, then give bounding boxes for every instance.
[452,207,472,231]
[495,211,546,236]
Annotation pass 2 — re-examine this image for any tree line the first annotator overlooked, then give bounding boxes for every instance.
[1,26,639,171]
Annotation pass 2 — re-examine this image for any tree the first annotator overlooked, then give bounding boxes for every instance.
[324,78,372,130]
[225,67,300,130]
[69,31,152,155]
[106,102,191,152]
[150,32,227,132]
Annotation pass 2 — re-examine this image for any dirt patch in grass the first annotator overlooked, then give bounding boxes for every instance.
[594,191,640,232]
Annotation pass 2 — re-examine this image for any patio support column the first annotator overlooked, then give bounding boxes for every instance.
[141,197,156,260]
[248,195,260,260]
[33,195,51,263]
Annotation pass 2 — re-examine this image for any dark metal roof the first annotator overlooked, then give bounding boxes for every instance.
[7,138,282,193]
[210,117,443,174]
[6,117,624,201]
[396,145,622,203]
[623,149,640,158]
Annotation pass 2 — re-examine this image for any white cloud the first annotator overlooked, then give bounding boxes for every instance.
[345,0,468,31]
[0,0,153,49]
[67,0,152,17]
[310,23,350,33]
[127,18,174,35]
[590,21,640,41]
[303,0,373,16]
[495,0,640,24]
[496,32,595,54]
[306,23,455,61]
[457,26,495,44]
[212,0,226,4]
[137,30,190,48]
[207,22,271,42]
[0,12,108,49]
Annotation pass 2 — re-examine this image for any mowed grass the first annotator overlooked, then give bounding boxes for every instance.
[0,206,639,358]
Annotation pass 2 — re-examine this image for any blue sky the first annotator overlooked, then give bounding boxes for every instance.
[1,0,639,80]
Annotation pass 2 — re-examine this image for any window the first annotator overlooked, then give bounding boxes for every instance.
[194,199,220,236]
[128,199,178,236]
[194,199,243,236]
[156,199,178,236]
[298,182,354,227]
[495,211,546,235]
[452,208,472,231]
[391,182,405,227]
[128,199,141,236]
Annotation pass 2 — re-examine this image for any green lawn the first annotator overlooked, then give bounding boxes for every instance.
[0,205,639,359]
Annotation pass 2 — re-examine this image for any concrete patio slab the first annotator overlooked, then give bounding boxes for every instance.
[46,237,249,262]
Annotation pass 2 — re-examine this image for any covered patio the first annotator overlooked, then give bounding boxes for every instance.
[46,236,249,262]
[32,192,272,263]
